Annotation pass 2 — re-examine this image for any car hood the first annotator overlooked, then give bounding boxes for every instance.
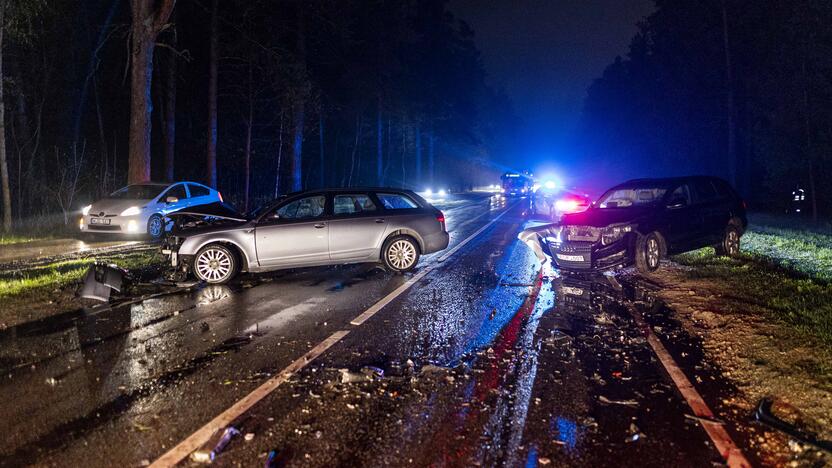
[89,198,153,215]
[167,202,251,237]
[166,202,248,222]
[561,207,654,227]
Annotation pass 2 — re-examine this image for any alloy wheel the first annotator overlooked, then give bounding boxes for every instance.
[196,248,233,282]
[726,230,740,256]
[149,217,163,238]
[387,240,417,270]
[647,237,660,268]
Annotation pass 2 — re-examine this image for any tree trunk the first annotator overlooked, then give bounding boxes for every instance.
[376,96,383,185]
[427,126,435,186]
[128,0,176,184]
[414,124,422,186]
[206,0,218,188]
[162,31,177,182]
[720,0,737,189]
[0,4,11,231]
[289,3,306,192]
[243,59,253,212]
[275,110,284,197]
[318,111,324,188]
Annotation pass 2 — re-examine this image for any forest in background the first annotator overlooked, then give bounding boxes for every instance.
[0,0,518,232]
[578,0,832,221]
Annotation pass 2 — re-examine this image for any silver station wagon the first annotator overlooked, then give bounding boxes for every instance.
[162,188,450,283]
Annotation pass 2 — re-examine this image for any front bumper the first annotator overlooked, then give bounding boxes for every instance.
[549,236,635,272]
[80,213,148,234]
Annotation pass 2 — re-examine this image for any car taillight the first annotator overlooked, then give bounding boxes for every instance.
[218,192,224,203]
[436,212,445,223]
[555,198,588,214]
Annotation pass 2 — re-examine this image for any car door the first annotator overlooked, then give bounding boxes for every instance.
[159,184,189,214]
[328,192,388,260]
[662,183,701,252]
[186,183,213,208]
[254,194,330,267]
[692,179,728,245]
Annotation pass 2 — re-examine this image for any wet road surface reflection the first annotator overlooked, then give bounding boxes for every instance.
[0,195,731,466]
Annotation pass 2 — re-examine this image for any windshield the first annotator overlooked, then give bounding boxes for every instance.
[596,187,667,208]
[108,184,166,200]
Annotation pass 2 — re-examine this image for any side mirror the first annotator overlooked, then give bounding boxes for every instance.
[165,196,179,204]
[667,196,687,209]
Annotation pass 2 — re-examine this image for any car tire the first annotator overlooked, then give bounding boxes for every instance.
[381,235,421,273]
[715,223,742,257]
[636,232,663,274]
[147,214,165,240]
[193,244,238,284]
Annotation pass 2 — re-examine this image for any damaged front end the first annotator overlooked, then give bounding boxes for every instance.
[160,202,249,282]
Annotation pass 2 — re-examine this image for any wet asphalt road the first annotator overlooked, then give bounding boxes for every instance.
[0,193,737,467]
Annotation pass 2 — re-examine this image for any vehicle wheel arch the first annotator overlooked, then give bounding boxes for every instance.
[382,229,425,254]
[193,239,250,272]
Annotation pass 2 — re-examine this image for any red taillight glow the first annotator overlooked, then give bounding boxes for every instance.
[436,212,445,223]
[218,192,224,203]
[556,198,588,214]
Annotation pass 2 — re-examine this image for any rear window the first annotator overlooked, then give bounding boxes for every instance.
[377,193,419,210]
[188,184,210,197]
[334,194,377,215]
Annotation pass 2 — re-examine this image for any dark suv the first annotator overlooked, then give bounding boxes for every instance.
[545,176,747,274]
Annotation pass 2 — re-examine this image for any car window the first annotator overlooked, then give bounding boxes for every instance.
[334,194,377,215]
[377,193,418,209]
[188,184,210,197]
[109,184,166,200]
[712,179,733,198]
[668,184,692,205]
[164,184,188,201]
[276,195,326,220]
[597,187,666,208]
[692,180,718,202]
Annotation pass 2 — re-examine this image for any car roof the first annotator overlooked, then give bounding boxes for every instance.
[281,187,417,196]
[615,176,727,189]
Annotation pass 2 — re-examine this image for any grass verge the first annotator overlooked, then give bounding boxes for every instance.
[673,232,832,349]
[0,234,53,246]
[0,249,163,299]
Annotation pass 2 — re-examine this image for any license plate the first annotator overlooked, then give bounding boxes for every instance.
[561,286,584,296]
[170,252,178,267]
[90,218,110,225]
[556,253,585,262]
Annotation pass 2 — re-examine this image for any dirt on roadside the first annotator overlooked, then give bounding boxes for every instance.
[627,263,832,467]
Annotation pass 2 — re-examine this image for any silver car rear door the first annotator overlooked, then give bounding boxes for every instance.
[328,192,388,261]
[255,194,330,267]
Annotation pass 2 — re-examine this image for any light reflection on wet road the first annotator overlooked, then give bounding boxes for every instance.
[0,193,734,466]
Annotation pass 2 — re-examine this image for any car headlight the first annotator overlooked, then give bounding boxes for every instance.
[601,225,633,246]
[82,205,92,216]
[120,206,142,216]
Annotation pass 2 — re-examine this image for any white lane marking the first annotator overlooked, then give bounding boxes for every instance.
[350,203,517,326]
[151,200,516,466]
[629,308,751,467]
[150,330,350,468]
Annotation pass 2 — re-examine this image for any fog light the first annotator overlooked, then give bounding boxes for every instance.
[79,218,84,229]
[127,220,138,233]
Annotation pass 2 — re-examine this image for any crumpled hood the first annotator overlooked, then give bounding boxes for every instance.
[167,202,251,237]
[89,198,152,216]
[561,207,654,227]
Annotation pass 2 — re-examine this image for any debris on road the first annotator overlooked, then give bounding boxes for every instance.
[78,262,127,301]
[190,426,241,463]
[598,395,638,407]
[754,398,832,453]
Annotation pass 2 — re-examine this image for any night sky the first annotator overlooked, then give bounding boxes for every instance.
[450,0,655,180]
